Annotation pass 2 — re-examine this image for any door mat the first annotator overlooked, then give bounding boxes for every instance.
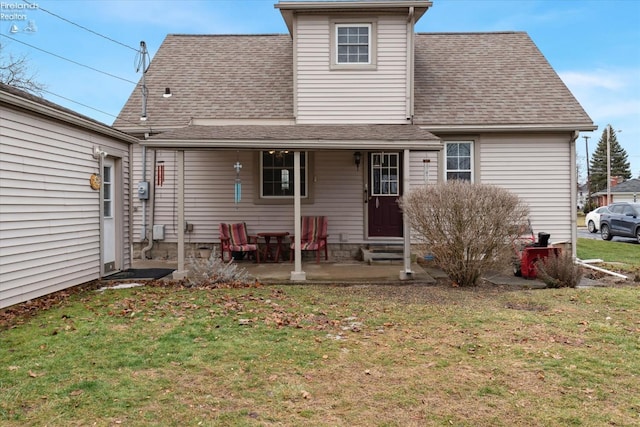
[104,268,175,281]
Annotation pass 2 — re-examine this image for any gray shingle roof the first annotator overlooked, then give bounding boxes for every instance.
[114,34,294,129]
[413,32,592,127]
[148,124,439,145]
[611,178,640,193]
[114,31,593,131]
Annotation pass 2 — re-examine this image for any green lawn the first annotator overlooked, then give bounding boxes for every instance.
[577,237,640,270]
[2,281,639,426]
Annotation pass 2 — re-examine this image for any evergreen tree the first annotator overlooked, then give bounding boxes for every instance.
[589,125,631,193]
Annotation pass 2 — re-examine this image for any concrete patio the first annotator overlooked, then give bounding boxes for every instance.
[130,258,553,288]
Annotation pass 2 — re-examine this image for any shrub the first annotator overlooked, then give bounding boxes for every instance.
[536,251,583,288]
[401,180,529,287]
[187,247,252,287]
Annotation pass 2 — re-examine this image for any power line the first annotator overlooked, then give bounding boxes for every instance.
[41,88,147,128]
[0,34,138,85]
[21,0,139,52]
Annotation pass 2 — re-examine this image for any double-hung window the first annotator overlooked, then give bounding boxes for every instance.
[261,151,307,198]
[331,21,376,69]
[337,24,370,64]
[445,142,473,181]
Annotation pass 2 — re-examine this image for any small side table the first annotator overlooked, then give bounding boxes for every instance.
[258,232,290,263]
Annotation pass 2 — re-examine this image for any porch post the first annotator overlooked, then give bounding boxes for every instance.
[290,150,306,281]
[173,150,188,279]
[400,148,413,280]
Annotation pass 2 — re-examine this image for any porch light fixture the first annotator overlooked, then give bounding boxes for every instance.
[163,87,172,98]
[354,151,362,170]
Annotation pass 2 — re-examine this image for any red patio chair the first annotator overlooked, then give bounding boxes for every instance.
[219,222,260,263]
[290,216,328,263]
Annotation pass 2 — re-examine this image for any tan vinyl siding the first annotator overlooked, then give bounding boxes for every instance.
[409,150,439,187]
[132,149,366,245]
[0,107,131,308]
[479,134,573,243]
[295,14,409,124]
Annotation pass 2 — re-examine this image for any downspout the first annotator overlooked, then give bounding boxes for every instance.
[140,147,156,259]
[129,142,134,267]
[570,131,579,260]
[406,6,415,122]
[141,143,147,244]
[98,151,105,278]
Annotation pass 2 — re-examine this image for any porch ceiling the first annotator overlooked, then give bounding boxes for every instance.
[142,124,442,150]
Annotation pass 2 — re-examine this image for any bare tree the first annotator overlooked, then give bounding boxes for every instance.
[0,43,46,95]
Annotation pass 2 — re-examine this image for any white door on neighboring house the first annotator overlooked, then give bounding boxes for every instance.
[102,158,116,273]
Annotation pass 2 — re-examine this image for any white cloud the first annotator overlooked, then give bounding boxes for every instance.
[559,71,624,91]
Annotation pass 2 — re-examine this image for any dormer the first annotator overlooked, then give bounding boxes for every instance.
[276,1,432,125]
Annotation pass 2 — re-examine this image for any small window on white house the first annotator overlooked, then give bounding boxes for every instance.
[336,24,370,64]
[331,21,376,69]
[261,151,307,198]
[445,142,473,182]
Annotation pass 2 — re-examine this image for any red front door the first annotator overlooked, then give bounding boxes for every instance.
[367,152,403,237]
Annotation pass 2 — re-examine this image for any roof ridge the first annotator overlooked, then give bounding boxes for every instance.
[166,33,289,37]
[416,31,526,35]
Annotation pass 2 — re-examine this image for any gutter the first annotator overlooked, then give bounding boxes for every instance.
[139,140,443,150]
[420,124,598,133]
[0,90,138,144]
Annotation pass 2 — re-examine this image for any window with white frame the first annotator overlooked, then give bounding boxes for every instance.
[261,151,307,198]
[445,142,473,181]
[103,165,112,217]
[330,21,376,69]
[336,24,371,64]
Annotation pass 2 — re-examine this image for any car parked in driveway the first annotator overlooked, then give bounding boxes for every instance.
[599,202,640,243]
[585,206,610,233]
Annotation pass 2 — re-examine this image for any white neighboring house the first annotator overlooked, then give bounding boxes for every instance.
[113,0,596,280]
[0,83,137,309]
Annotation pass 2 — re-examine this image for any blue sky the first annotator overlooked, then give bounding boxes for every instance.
[1,0,639,178]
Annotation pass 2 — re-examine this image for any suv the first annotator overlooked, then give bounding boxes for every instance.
[599,202,640,243]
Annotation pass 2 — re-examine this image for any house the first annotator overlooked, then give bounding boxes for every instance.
[0,83,137,308]
[113,0,595,280]
[592,178,640,206]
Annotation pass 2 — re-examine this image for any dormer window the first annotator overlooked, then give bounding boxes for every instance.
[331,20,377,69]
[337,24,370,64]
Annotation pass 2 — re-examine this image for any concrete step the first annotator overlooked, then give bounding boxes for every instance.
[360,246,404,265]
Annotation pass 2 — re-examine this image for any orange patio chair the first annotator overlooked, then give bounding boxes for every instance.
[219,222,260,263]
[290,216,328,263]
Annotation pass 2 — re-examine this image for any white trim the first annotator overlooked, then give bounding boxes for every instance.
[421,124,597,132]
[401,148,412,279]
[291,151,306,281]
[0,89,137,144]
[444,141,474,182]
[334,23,373,65]
[141,140,442,150]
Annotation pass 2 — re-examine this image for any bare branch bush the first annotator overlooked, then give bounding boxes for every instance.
[186,247,252,287]
[401,180,529,287]
[536,251,583,288]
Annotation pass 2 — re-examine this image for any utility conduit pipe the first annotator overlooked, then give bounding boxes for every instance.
[576,260,628,279]
[140,149,156,259]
